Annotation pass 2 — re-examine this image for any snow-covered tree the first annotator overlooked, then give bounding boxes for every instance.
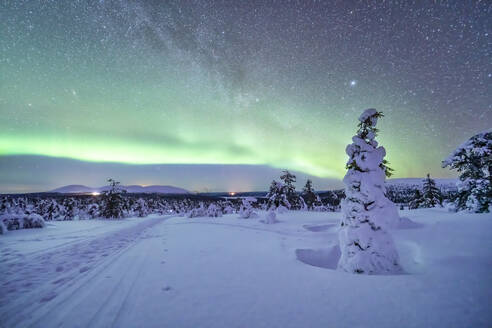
[45,199,63,221]
[442,130,491,213]
[206,203,223,217]
[100,178,126,219]
[266,180,291,210]
[408,190,423,209]
[223,203,235,214]
[62,198,78,220]
[280,170,304,209]
[239,197,258,219]
[187,202,206,218]
[134,198,149,217]
[87,203,100,219]
[301,179,322,210]
[421,174,442,207]
[338,108,402,275]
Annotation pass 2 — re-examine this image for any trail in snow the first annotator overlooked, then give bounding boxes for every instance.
[0,216,170,328]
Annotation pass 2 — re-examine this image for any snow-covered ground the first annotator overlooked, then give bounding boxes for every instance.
[1,209,491,328]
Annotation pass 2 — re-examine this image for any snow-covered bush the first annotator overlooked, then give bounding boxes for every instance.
[24,214,46,228]
[187,203,206,218]
[134,198,149,217]
[263,209,278,224]
[0,213,45,232]
[442,130,491,213]
[223,204,235,214]
[239,197,258,219]
[207,203,223,217]
[338,109,402,275]
[277,205,288,214]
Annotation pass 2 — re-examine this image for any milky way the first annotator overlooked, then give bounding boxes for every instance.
[0,1,490,192]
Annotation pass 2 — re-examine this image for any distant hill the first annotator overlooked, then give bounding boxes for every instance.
[386,177,457,187]
[50,184,190,194]
[50,185,98,193]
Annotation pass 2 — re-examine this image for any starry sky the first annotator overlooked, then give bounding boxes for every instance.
[0,1,491,193]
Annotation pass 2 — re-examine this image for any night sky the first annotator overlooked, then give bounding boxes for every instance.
[1,1,491,193]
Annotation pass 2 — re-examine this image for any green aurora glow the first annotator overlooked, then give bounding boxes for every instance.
[1,1,490,188]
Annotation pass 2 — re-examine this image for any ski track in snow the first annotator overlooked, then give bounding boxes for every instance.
[0,216,171,328]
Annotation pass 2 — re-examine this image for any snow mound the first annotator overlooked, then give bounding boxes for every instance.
[302,224,336,232]
[295,246,341,270]
[397,216,423,229]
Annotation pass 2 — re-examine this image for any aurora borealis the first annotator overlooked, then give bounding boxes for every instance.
[0,1,491,192]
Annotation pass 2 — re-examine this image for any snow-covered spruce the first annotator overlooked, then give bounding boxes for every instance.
[409,174,443,209]
[100,178,126,219]
[279,170,304,209]
[266,180,291,210]
[442,130,491,213]
[338,109,402,275]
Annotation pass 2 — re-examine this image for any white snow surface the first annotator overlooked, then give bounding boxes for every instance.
[1,209,491,328]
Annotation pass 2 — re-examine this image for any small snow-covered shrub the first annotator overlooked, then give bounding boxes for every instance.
[264,210,278,224]
[277,205,288,214]
[24,214,45,228]
[0,213,45,232]
[0,220,7,234]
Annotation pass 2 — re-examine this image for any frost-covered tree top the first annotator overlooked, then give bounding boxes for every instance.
[347,109,393,177]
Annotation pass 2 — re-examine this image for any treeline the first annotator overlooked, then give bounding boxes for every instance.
[0,177,342,233]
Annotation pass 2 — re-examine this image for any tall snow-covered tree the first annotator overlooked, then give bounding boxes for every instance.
[280,170,296,195]
[408,189,423,209]
[279,170,304,209]
[302,179,318,210]
[442,130,491,213]
[100,178,126,219]
[338,108,402,274]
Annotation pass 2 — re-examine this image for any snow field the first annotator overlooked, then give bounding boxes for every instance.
[0,209,491,327]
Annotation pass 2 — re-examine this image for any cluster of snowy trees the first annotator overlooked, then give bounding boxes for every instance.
[265,171,335,212]
[0,177,246,234]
